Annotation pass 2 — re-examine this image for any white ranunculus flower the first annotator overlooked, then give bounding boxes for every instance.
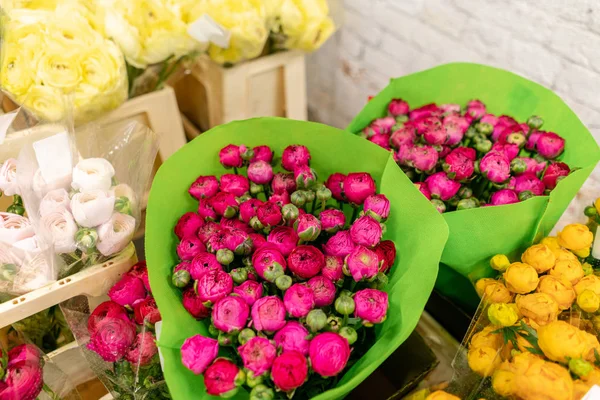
[33,168,72,199]
[41,209,78,253]
[0,159,20,196]
[72,158,115,192]
[70,189,115,228]
[0,212,35,245]
[39,188,71,218]
[13,235,41,253]
[96,212,135,256]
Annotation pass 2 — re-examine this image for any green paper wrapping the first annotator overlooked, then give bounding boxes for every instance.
[145,118,449,399]
[347,62,600,312]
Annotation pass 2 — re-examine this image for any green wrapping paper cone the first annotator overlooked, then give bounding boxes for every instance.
[347,62,600,312]
[145,118,449,399]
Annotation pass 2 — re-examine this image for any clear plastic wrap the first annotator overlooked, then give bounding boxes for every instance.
[17,119,158,278]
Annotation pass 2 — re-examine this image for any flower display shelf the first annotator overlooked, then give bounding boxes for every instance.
[171,50,307,138]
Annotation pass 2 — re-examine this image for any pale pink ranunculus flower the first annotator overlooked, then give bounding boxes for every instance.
[72,158,115,191]
[0,158,20,196]
[71,189,116,228]
[96,212,135,256]
[39,189,71,218]
[0,212,35,245]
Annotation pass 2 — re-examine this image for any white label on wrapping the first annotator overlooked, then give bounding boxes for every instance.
[155,321,166,371]
[583,385,600,400]
[0,109,19,144]
[33,132,72,184]
[187,14,231,48]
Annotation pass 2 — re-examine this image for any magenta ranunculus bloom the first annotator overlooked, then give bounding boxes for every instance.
[125,332,158,366]
[247,161,274,185]
[409,103,440,121]
[414,182,431,200]
[1,362,43,400]
[206,229,231,253]
[423,126,447,146]
[390,126,416,149]
[282,145,311,172]
[219,144,243,168]
[238,336,277,377]
[283,283,315,318]
[249,233,267,250]
[271,351,308,392]
[395,143,413,166]
[319,209,346,234]
[374,240,397,273]
[269,191,290,208]
[542,162,570,190]
[252,244,287,280]
[271,172,297,194]
[363,194,390,221]
[128,262,150,293]
[251,296,287,332]
[323,230,355,257]
[354,289,389,325]
[212,295,250,333]
[409,145,438,172]
[256,201,282,227]
[176,236,206,261]
[196,270,233,304]
[294,213,322,242]
[174,212,203,240]
[466,99,486,120]
[210,192,239,218]
[444,147,475,181]
[239,198,263,224]
[251,145,274,163]
[288,245,325,279]
[182,287,210,319]
[345,245,379,282]
[350,215,383,248]
[108,274,147,308]
[308,276,336,307]
[204,358,243,397]
[7,344,42,369]
[181,335,218,375]
[514,173,545,195]
[87,317,136,362]
[322,255,344,283]
[425,172,461,201]
[536,131,565,159]
[343,172,376,205]
[490,142,519,161]
[440,103,460,114]
[221,216,255,235]
[526,130,542,151]
[190,252,222,280]
[197,198,217,221]
[368,133,390,150]
[267,226,299,256]
[414,116,442,136]
[309,332,350,378]
[443,114,470,146]
[294,165,317,188]
[371,117,396,134]
[189,175,219,200]
[88,301,130,337]
[480,152,511,183]
[481,113,499,127]
[133,297,161,325]
[490,189,519,206]
[274,321,311,355]
[225,229,252,255]
[325,172,346,201]
[388,98,409,116]
[218,174,249,197]
[233,280,264,306]
[515,157,546,176]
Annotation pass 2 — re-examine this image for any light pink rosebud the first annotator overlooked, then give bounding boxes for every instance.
[443,114,469,146]
[354,289,389,324]
[212,295,250,333]
[251,145,273,163]
[108,274,147,308]
[251,296,286,332]
[414,182,431,200]
[190,252,222,280]
[177,236,206,261]
[490,189,519,206]
[325,173,346,201]
[88,301,130,336]
[490,142,519,161]
[309,332,350,377]
[272,350,308,392]
[238,336,276,377]
[369,133,391,150]
[133,297,161,325]
[322,255,344,283]
[542,162,570,190]
[390,126,416,149]
[239,199,263,224]
[308,276,336,307]
[87,317,136,362]
[249,233,267,250]
[181,335,218,374]
[350,215,382,248]
[219,144,243,168]
[425,172,461,201]
[409,145,438,172]
[444,147,475,181]
[174,212,203,240]
[409,103,440,120]
[294,213,322,242]
[274,321,311,355]
[374,240,396,273]
[320,209,346,234]
[252,245,287,279]
[257,202,282,227]
[282,145,311,171]
[371,117,396,135]
[198,199,217,221]
[233,280,263,306]
[346,245,379,282]
[204,358,244,397]
[189,175,219,200]
[536,132,565,159]
[219,174,249,197]
[271,172,296,194]
[388,98,410,116]
[514,173,545,196]
[343,173,376,205]
[363,194,390,221]
[248,161,274,185]
[210,192,239,218]
[466,99,486,120]
[284,283,315,317]
[323,230,355,257]
[196,270,233,304]
[267,226,299,256]
[125,332,158,366]
[480,153,511,183]
[182,287,210,319]
[288,245,324,279]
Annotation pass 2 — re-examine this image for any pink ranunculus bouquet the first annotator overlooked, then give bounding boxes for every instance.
[172,144,395,398]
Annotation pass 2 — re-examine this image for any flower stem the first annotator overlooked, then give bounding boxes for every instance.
[350,206,359,225]
[233,167,239,175]
[43,383,60,400]
[310,197,317,214]
[342,313,348,327]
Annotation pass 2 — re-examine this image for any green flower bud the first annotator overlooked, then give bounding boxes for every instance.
[234,368,247,387]
[510,158,527,174]
[223,205,238,219]
[240,146,255,161]
[304,190,315,203]
[306,309,327,333]
[245,370,264,388]
[238,193,252,203]
[326,315,343,332]
[339,326,358,345]
[263,262,284,282]
[583,262,594,276]
[6,203,25,216]
[518,190,534,202]
[12,195,23,206]
[172,269,191,288]
[569,358,593,378]
[217,249,235,265]
[230,268,248,284]
[238,328,256,345]
[465,127,477,138]
[208,324,219,337]
[275,275,292,291]
[282,203,299,222]
[475,122,493,135]
[448,196,460,208]
[75,228,98,251]
[527,115,544,130]
[114,196,133,215]
[475,139,492,153]
[250,182,264,195]
[396,114,409,123]
[506,132,527,148]
[458,186,473,199]
[218,332,233,346]
[456,198,480,210]
[243,257,253,268]
[335,295,355,315]
[0,264,17,282]
[249,384,274,400]
[291,191,307,207]
[249,216,264,231]
[430,199,446,213]
[369,272,389,290]
[316,186,332,202]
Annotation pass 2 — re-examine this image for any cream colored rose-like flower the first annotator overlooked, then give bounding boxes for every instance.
[39,189,71,218]
[96,213,135,256]
[72,158,115,192]
[32,168,72,199]
[0,159,21,196]
[41,209,78,253]
[275,0,335,52]
[13,235,41,253]
[0,213,35,245]
[70,190,116,228]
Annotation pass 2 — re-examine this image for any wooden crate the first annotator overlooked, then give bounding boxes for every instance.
[171,51,307,139]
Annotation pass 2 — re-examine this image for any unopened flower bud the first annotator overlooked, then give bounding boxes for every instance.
[217,249,235,265]
[275,275,292,291]
[585,206,598,218]
[396,114,409,123]
[339,326,358,345]
[306,309,327,332]
[431,199,446,213]
[458,187,473,199]
[218,332,233,346]
[456,198,479,210]
[326,315,342,332]
[369,272,389,290]
[475,139,492,153]
[569,358,593,378]
[249,384,274,400]
[448,196,460,208]
[240,146,255,161]
[506,132,527,148]
[249,216,264,231]
[304,190,315,203]
[291,191,307,207]
[238,193,252,203]
[527,115,544,130]
[487,303,519,327]
[208,324,219,337]
[465,127,477,138]
[238,328,256,346]
[510,158,527,174]
[224,206,237,219]
[230,268,248,284]
[246,370,264,389]
[583,262,594,276]
[263,262,284,282]
[518,190,534,202]
[282,204,299,222]
[476,122,493,135]
[316,186,332,202]
[335,296,355,315]
[577,289,600,313]
[114,196,133,215]
[250,182,264,195]
[172,269,191,288]
[490,254,510,272]
[6,203,25,216]
[75,228,98,251]
[1,264,17,282]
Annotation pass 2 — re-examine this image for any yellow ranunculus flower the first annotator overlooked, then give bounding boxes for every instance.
[538,321,600,363]
[275,0,335,52]
[490,254,510,272]
[578,289,600,313]
[468,346,502,377]
[516,293,559,326]
[22,85,66,122]
[504,262,539,294]
[575,275,600,296]
[492,368,516,397]
[550,259,585,285]
[537,275,576,310]
[573,380,593,400]
[470,325,503,350]
[558,223,594,252]
[541,236,563,258]
[475,279,514,303]
[555,248,579,263]
[425,391,461,400]
[488,303,519,327]
[574,247,591,258]
[522,244,557,273]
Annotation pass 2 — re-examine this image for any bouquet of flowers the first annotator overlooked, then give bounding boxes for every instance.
[145,118,448,399]
[348,63,600,311]
[61,261,169,399]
